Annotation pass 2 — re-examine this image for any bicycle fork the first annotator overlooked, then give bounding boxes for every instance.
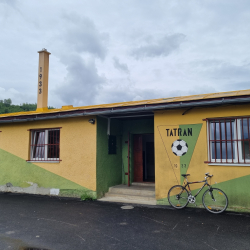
[208,187,216,201]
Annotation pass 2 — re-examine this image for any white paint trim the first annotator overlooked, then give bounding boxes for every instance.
[27,161,60,163]
[208,163,250,166]
[206,121,210,161]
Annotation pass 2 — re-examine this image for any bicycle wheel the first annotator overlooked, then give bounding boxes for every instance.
[202,188,228,214]
[168,185,189,209]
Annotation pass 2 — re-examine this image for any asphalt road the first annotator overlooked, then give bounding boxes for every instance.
[0,193,249,250]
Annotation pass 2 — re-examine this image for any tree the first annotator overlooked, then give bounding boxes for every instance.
[3,98,12,106]
[0,98,55,114]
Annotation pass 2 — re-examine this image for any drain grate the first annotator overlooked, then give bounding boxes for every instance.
[121,205,134,209]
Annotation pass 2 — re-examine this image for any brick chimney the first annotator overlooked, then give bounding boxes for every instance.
[36,48,51,112]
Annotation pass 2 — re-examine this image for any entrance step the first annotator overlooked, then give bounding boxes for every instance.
[108,184,155,196]
[132,182,155,187]
[98,183,156,205]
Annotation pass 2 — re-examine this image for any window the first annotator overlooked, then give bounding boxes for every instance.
[30,128,60,161]
[108,135,116,154]
[207,117,250,164]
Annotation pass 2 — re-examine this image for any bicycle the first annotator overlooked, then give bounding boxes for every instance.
[167,173,228,214]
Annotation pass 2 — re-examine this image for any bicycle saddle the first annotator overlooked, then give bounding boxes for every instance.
[181,174,190,177]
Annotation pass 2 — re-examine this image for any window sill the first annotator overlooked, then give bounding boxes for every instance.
[206,163,250,166]
[27,160,61,163]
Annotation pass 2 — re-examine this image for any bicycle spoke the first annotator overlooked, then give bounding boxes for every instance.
[168,185,189,209]
[202,188,228,214]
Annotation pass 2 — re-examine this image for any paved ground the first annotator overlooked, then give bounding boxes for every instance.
[0,193,249,250]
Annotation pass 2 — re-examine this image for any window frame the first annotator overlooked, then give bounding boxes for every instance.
[237,118,250,163]
[29,127,61,162]
[206,117,250,165]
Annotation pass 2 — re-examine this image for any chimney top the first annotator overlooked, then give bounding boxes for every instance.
[37,48,51,54]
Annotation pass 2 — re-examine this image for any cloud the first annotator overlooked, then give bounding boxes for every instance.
[113,57,129,74]
[55,54,106,107]
[195,60,250,79]
[212,62,250,80]
[189,60,250,92]
[0,87,35,104]
[131,33,186,59]
[1,1,250,109]
[226,81,250,90]
[96,86,162,104]
[60,14,108,60]
[50,14,110,107]
[0,0,18,7]
[95,83,216,105]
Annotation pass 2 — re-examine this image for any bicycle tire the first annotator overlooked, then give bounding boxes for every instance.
[168,185,189,209]
[202,188,228,214]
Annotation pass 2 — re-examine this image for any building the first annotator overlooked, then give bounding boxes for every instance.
[0,50,250,212]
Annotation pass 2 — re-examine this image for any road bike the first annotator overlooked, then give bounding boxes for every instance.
[167,173,228,214]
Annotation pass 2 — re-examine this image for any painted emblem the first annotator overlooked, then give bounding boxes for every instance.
[171,139,188,156]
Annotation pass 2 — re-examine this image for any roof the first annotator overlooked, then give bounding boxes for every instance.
[0,89,250,123]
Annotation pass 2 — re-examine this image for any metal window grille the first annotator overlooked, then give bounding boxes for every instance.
[207,117,250,164]
[30,129,60,161]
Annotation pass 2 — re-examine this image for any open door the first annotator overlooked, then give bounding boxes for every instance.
[133,134,143,182]
[127,132,131,186]
[133,134,155,183]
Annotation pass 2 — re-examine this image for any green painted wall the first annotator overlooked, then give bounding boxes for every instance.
[0,148,96,198]
[122,118,154,184]
[179,124,202,184]
[157,174,250,212]
[96,117,122,198]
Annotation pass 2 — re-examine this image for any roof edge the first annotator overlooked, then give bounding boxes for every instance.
[1,96,250,124]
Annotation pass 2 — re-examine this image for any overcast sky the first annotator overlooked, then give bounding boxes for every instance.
[0,0,250,108]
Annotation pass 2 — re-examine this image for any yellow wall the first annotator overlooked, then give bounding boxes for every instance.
[154,104,250,200]
[0,116,97,191]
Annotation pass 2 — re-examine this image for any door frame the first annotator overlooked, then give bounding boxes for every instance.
[133,133,155,183]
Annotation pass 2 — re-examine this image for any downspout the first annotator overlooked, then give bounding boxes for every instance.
[98,115,110,135]
[107,118,110,136]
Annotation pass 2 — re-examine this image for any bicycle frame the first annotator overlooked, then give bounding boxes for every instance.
[183,177,212,197]
[168,173,228,213]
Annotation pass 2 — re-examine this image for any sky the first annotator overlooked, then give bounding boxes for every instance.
[0,0,250,108]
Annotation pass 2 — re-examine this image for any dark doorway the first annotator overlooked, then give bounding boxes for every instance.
[133,134,155,182]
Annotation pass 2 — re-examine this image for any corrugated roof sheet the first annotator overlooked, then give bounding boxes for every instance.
[0,89,250,118]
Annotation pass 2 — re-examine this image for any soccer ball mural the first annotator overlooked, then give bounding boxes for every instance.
[171,139,188,156]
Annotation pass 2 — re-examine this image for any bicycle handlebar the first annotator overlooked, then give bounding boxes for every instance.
[205,172,213,178]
